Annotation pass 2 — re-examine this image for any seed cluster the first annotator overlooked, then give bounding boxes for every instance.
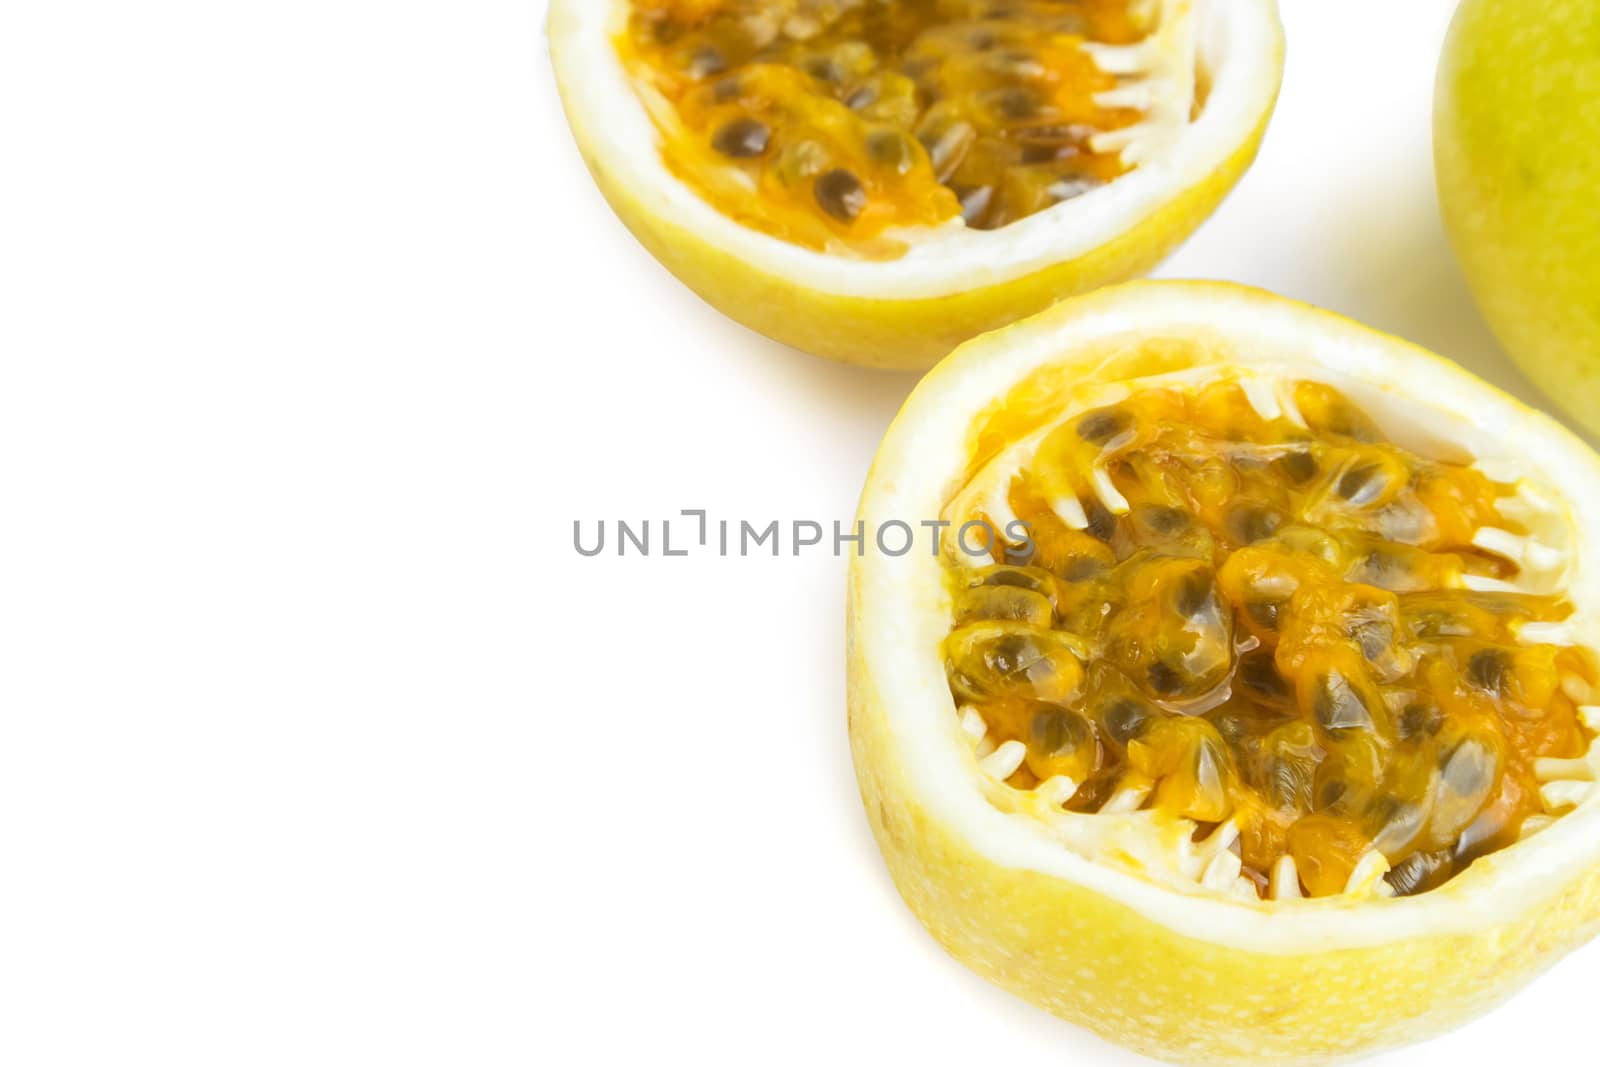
[621,0,1145,257]
[943,378,1596,898]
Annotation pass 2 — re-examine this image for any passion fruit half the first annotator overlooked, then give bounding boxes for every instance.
[849,280,1600,1063]
[549,0,1284,368]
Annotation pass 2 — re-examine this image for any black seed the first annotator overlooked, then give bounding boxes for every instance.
[1076,408,1131,444]
[968,30,996,50]
[845,86,877,110]
[1384,850,1454,897]
[1369,794,1400,824]
[1084,498,1116,542]
[981,569,1038,591]
[1350,620,1393,662]
[1273,449,1318,485]
[996,87,1039,118]
[711,76,742,103]
[917,121,972,177]
[865,130,914,173]
[1313,669,1374,732]
[1023,655,1070,694]
[1468,648,1510,693]
[988,634,1033,676]
[1337,462,1386,505]
[1322,402,1382,443]
[1318,777,1347,810]
[1031,708,1090,757]
[1371,797,1428,856]
[814,168,867,223]
[1212,713,1249,745]
[1063,557,1106,582]
[1399,702,1442,740]
[1175,569,1215,619]
[1102,698,1152,744]
[1359,548,1411,589]
[688,45,726,78]
[991,49,1035,76]
[1140,505,1190,536]
[712,117,771,159]
[1020,142,1066,164]
[1239,649,1287,697]
[1245,599,1282,631]
[1372,501,1429,542]
[1443,739,1498,797]
[1148,660,1184,696]
[1002,540,1034,567]
[1226,504,1281,545]
[805,57,842,83]
[1065,775,1115,811]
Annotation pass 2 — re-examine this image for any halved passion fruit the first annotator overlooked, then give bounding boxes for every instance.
[548,1,1283,368]
[849,281,1600,1063]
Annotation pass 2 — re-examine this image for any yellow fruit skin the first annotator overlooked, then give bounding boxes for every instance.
[850,618,1600,1064]
[1435,0,1600,438]
[566,135,1267,371]
[848,281,1600,1064]
[548,6,1281,371]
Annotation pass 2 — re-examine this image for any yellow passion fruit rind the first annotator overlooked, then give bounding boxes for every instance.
[548,0,1284,367]
[849,281,1600,1064]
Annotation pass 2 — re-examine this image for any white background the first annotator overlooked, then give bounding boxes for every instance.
[1,1,1592,1064]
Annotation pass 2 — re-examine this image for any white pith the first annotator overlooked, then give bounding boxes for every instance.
[547,0,1282,299]
[854,282,1600,951]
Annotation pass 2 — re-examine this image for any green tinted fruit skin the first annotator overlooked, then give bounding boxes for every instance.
[1435,0,1600,437]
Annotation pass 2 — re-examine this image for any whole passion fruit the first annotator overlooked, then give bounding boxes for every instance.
[1435,0,1600,439]
[849,280,1600,1064]
[549,0,1283,368]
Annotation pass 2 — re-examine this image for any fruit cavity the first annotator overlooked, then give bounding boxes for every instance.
[941,372,1597,899]
[618,0,1169,258]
